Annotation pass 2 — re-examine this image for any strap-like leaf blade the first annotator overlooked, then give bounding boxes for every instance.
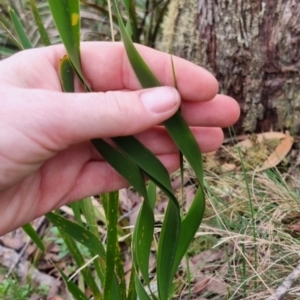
[8,7,32,49]
[48,0,88,87]
[30,0,51,46]
[22,223,45,252]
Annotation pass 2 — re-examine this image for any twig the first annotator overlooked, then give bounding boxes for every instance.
[266,261,300,300]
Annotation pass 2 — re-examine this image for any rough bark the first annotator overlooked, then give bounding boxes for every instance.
[158,0,300,134]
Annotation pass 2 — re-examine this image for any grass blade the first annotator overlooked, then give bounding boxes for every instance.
[59,229,101,297]
[92,139,147,197]
[52,2,205,298]
[46,212,106,260]
[103,191,123,300]
[113,136,181,299]
[70,201,83,226]
[112,2,206,298]
[132,193,154,286]
[79,198,110,288]
[59,57,108,290]
[113,136,179,208]
[135,274,152,300]
[22,223,45,252]
[0,20,23,50]
[121,0,138,42]
[8,7,32,49]
[30,0,51,46]
[127,266,137,300]
[101,193,127,299]
[57,267,90,300]
[147,181,156,210]
[48,0,88,88]
[92,139,154,290]
[59,55,75,92]
[80,198,101,239]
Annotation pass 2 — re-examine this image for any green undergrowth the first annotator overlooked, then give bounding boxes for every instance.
[2,150,300,299]
[185,164,300,299]
[1,1,300,299]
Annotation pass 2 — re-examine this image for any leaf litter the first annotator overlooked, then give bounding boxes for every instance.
[2,131,300,299]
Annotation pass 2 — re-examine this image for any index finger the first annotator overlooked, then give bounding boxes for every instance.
[49,42,218,102]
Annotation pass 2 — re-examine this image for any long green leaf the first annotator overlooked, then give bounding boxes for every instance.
[92,139,153,291]
[70,201,83,226]
[57,267,90,300]
[59,229,101,297]
[147,181,156,210]
[0,20,23,50]
[113,136,179,209]
[51,2,205,299]
[30,0,51,46]
[59,55,75,92]
[48,0,88,88]
[135,274,152,300]
[121,0,138,42]
[113,136,181,298]
[59,55,107,291]
[22,223,45,252]
[52,1,151,296]
[8,7,32,49]
[112,2,205,299]
[80,198,101,239]
[127,266,137,300]
[101,193,127,300]
[51,3,159,292]
[103,191,122,300]
[91,139,147,197]
[46,212,106,260]
[132,194,154,286]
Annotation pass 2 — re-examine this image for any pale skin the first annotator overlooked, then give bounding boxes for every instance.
[0,42,240,235]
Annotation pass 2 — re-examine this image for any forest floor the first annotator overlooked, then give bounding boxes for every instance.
[1,131,300,300]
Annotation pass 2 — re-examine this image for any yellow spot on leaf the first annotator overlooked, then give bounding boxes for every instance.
[71,13,79,26]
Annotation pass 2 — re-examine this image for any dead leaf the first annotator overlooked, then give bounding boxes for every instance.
[221,163,236,173]
[207,277,228,294]
[0,229,26,250]
[192,277,209,294]
[238,132,287,149]
[289,224,300,232]
[257,135,294,171]
[181,249,227,274]
[190,249,226,266]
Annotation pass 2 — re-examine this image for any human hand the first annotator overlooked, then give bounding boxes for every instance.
[0,42,239,235]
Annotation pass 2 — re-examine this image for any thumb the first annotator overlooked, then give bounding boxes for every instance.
[32,86,180,149]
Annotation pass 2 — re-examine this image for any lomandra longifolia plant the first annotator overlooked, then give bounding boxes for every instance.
[8,0,206,299]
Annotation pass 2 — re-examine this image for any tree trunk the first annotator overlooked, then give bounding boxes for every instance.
[157,0,300,134]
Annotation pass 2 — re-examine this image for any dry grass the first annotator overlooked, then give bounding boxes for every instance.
[176,157,300,299]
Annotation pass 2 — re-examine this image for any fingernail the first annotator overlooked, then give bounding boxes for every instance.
[140,87,180,114]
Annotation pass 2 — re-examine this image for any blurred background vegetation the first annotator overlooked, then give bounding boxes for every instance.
[0,0,170,59]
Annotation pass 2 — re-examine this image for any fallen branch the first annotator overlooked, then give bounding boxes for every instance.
[266,261,300,300]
